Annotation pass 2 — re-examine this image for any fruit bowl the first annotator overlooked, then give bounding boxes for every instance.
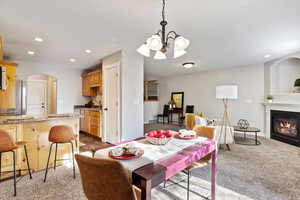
[145,130,173,145]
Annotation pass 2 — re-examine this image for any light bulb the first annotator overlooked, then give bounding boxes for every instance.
[147,34,163,51]
[174,36,190,50]
[137,44,150,57]
[174,49,187,58]
[154,51,166,60]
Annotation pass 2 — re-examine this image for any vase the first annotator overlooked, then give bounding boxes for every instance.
[268,99,273,103]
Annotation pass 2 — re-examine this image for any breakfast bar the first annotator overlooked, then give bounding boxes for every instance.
[0,114,80,179]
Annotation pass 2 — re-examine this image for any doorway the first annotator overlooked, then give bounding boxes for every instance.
[27,74,57,115]
[103,62,120,143]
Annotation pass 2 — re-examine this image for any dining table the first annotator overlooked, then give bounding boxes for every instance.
[92,135,217,200]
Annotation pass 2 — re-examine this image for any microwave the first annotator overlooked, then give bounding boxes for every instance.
[0,66,7,90]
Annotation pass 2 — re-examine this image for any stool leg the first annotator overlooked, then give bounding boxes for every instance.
[44,143,53,183]
[0,152,2,182]
[70,142,76,179]
[54,143,58,170]
[187,170,190,200]
[12,150,16,196]
[24,145,32,179]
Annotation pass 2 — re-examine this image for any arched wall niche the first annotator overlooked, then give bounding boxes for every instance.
[270,57,300,95]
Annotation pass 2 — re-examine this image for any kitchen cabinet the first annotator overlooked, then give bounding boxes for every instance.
[0,62,17,109]
[82,70,102,97]
[0,117,79,179]
[80,110,102,138]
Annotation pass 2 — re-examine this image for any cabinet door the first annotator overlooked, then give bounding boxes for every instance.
[0,65,17,109]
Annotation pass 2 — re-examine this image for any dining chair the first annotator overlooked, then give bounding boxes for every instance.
[157,104,170,124]
[185,125,216,200]
[0,129,32,196]
[179,105,194,125]
[75,154,141,200]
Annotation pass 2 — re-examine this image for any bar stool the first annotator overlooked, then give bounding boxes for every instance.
[0,130,32,196]
[44,125,77,182]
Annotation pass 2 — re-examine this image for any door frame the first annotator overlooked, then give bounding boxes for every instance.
[102,61,121,143]
[26,79,48,115]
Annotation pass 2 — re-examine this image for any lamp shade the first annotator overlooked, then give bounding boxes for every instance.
[216,85,238,99]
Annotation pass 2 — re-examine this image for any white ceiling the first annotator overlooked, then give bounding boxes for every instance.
[1,0,300,77]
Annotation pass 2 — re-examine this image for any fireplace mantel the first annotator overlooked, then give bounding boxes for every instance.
[264,102,300,139]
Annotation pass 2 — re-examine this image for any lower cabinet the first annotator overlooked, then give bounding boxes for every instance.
[22,119,79,172]
[80,110,102,138]
[0,118,79,179]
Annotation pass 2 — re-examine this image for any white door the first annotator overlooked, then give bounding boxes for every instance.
[103,63,120,143]
[27,80,47,115]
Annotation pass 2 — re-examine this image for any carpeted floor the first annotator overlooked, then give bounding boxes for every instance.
[0,124,299,200]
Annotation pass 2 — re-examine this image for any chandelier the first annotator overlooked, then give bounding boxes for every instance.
[137,0,190,60]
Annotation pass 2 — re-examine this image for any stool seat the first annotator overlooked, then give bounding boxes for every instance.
[0,130,32,196]
[48,125,76,143]
[44,125,76,182]
[0,130,27,152]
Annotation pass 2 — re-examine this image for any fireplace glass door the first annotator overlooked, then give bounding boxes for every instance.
[271,110,300,147]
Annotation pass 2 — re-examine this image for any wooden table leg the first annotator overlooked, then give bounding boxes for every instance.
[211,149,217,200]
[141,179,152,200]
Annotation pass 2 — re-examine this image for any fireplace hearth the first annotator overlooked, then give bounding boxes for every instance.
[271,110,300,147]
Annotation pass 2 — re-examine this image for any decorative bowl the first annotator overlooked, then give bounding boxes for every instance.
[145,130,173,145]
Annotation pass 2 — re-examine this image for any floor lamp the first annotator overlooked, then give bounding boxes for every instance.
[216,85,238,150]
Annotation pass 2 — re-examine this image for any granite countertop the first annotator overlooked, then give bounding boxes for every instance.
[74,105,101,111]
[0,114,82,125]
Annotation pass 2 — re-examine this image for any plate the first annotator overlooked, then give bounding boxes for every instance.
[174,133,197,140]
[108,149,144,160]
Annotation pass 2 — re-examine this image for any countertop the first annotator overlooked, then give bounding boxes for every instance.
[0,114,82,125]
[74,105,101,112]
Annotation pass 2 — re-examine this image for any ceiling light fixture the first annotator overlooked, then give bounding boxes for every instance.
[34,37,43,42]
[182,62,195,69]
[264,54,271,58]
[27,51,35,55]
[85,49,92,53]
[137,0,190,60]
[69,58,76,62]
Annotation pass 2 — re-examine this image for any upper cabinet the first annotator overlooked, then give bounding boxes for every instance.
[82,70,102,97]
[0,36,18,109]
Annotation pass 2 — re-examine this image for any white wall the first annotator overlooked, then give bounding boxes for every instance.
[17,61,86,113]
[159,64,265,134]
[121,49,144,140]
[102,50,144,141]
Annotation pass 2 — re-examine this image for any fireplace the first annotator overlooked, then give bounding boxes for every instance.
[271,110,300,147]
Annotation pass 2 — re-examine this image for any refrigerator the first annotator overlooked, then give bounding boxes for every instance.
[0,80,27,116]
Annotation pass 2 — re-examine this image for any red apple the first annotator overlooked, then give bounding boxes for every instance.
[164,130,173,138]
[159,134,166,138]
[147,131,156,138]
[157,130,164,135]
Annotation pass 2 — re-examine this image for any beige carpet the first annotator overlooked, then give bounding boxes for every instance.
[0,125,299,200]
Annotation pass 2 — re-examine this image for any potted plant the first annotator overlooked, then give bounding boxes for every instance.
[267,95,273,103]
[294,79,300,93]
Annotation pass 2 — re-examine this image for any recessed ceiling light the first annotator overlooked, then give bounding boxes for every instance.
[182,62,195,68]
[264,54,271,58]
[27,51,35,55]
[69,58,76,62]
[34,37,43,42]
[85,49,92,54]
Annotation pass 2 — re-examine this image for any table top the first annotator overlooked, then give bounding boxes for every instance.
[94,137,216,180]
[233,126,261,132]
